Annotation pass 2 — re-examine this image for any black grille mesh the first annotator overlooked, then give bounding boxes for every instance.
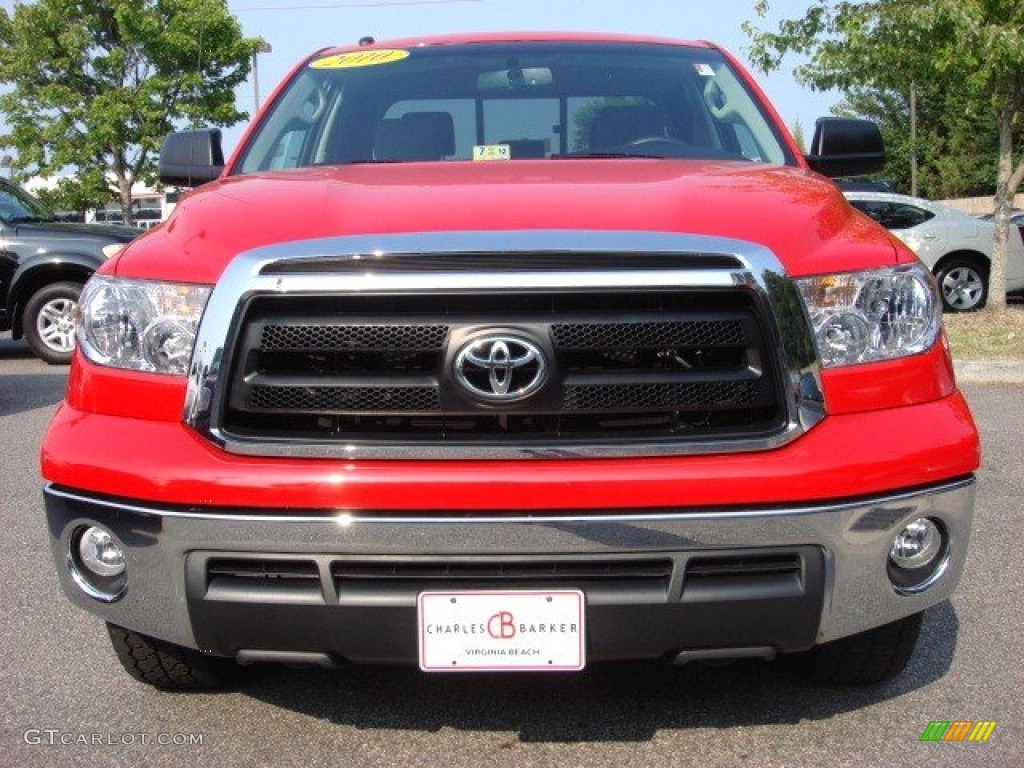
[223,289,785,445]
[564,381,759,411]
[552,320,744,349]
[261,324,448,351]
[251,385,440,412]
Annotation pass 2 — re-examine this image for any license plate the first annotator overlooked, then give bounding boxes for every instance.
[417,590,586,672]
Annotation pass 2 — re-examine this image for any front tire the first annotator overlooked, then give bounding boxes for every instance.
[785,612,923,685]
[107,624,248,690]
[936,258,988,312]
[22,281,83,364]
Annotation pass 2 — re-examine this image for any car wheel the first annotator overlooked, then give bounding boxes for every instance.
[107,623,250,690]
[784,611,923,686]
[936,258,988,312]
[22,281,83,364]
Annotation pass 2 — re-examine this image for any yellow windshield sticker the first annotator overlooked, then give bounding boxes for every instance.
[473,144,512,162]
[310,49,410,69]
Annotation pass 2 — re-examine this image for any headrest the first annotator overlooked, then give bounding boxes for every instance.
[374,112,456,161]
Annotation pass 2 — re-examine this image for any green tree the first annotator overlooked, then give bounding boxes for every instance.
[0,0,260,224]
[834,81,1008,199]
[34,174,111,218]
[746,0,1024,311]
[790,118,806,154]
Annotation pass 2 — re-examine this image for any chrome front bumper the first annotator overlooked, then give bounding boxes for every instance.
[44,478,974,655]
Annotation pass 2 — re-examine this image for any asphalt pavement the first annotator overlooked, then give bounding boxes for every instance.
[1,332,1021,767]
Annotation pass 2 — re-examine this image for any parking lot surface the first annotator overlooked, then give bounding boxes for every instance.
[1,333,1021,767]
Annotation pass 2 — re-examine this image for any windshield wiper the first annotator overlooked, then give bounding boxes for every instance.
[335,159,416,166]
[549,152,665,160]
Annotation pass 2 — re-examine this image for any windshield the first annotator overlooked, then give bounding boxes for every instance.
[234,42,793,173]
[0,181,53,222]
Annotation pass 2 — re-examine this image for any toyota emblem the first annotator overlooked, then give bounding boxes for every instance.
[453,335,547,402]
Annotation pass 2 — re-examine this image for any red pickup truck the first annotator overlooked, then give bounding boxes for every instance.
[42,33,979,689]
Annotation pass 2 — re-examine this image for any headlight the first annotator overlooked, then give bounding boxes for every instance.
[76,276,211,375]
[796,263,941,368]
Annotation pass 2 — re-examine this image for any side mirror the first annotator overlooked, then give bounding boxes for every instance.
[805,118,885,178]
[159,129,224,187]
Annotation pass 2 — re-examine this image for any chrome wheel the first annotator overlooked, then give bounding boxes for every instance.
[36,297,78,353]
[940,266,985,311]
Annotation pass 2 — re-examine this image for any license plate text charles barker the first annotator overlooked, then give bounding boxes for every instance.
[424,617,579,637]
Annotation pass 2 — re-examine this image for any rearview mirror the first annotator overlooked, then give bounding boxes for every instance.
[805,118,885,178]
[477,67,553,90]
[159,129,224,187]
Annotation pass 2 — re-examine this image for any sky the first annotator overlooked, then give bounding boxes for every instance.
[224,0,838,154]
[1,0,839,169]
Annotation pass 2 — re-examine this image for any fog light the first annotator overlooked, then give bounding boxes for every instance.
[78,526,126,577]
[888,517,948,594]
[68,525,127,602]
[889,519,941,569]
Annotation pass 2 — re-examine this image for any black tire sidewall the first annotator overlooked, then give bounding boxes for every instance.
[106,623,249,690]
[786,611,924,685]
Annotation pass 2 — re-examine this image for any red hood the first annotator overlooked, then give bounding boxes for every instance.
[113,160,904,283]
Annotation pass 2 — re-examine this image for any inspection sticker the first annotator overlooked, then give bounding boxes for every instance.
[310,49,410,69]
[472,144,512,162]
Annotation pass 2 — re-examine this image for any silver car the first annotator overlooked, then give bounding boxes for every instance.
[844,191,1024,311]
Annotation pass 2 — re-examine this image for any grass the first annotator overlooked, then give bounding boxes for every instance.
[942,301,1024,361]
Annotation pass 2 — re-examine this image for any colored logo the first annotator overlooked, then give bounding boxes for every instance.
[920,721,996,742]
[487,611,516,639]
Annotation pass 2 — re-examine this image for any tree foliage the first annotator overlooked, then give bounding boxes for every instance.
[0,0,260,222]
[34,176,111,218]
[789,119,806,154]
[834,82,1016,200]
[746,0,1024,311]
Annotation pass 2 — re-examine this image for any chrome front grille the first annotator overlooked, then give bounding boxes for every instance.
[184,230,825,458]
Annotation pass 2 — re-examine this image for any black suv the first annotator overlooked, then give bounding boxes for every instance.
[0,178,138,363]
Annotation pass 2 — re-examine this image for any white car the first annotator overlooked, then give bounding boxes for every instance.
[977,209,1024,241]
[844,191,1024,311]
